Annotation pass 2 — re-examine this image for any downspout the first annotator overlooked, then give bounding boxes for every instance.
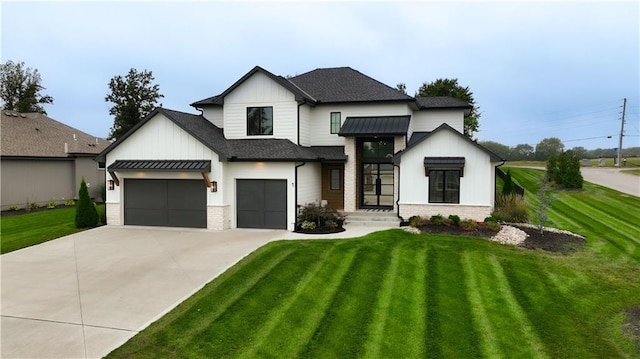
[393,162,403,223]
[294,161,306,230]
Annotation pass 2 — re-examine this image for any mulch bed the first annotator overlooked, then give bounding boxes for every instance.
[415,223,586,254]
[294,226,346,235]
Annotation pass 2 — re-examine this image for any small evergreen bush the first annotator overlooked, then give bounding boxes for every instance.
[75,177,99,228]
[430,214,445,226]
[486,221,501,232]
[460,219,478,231]
[502,169,516,195]
[484,216,498,223]
[448,214,461,226]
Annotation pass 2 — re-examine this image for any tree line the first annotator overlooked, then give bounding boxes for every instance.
[479,138,640,161]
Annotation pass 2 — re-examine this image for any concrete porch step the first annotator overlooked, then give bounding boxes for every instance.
[341,210,401,227]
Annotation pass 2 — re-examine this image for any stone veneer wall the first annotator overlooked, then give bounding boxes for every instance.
[343,137,357,212]
[399,204,492,222]
[106,202,121,225]
[207,205,230,230]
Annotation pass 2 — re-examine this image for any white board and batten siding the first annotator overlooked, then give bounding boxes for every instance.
[305,103,413,146]
[224,162,297,231]
[411,110,464,133]
[398,129,493,207]
[105,113,224,223]
[296,163,322,206]
[223,72,298,142]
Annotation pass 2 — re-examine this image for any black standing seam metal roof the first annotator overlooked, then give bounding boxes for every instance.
[424,157,466,166]
[338,116,411,136]
[108,160,211,172]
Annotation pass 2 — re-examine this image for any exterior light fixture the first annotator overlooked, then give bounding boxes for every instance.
[108,180,115,190]
[211,181,217,192]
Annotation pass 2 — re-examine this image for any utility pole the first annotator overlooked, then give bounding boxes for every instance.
[617,98,626,167]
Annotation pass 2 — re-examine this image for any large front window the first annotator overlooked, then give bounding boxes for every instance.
[247,107,273,135]
[429,170,460,203]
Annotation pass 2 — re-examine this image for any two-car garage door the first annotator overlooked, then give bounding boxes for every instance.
[124,179,206,228]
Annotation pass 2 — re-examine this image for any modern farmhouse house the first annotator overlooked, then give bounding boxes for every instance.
[97,66,503,230]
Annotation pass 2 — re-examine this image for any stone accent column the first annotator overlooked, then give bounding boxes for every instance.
[106,202,121,225]
[343,137,357,212]
[207,205,230,230]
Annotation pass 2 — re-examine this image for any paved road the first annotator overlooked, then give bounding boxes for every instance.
[1,224,389,359]
[580,167,639,197]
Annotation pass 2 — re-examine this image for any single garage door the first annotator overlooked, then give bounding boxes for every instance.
[124,179,206,228]
[237,179,287,229]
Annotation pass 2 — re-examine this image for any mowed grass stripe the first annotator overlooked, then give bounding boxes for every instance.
[234,245,338,358]
[462,251,503,359]
[376,243,428,358]
[251,246,358,358]
[563,197,640,244]
[300,245,391,358]
[362,244,402,358]
[487,256,549,358]
[436,249,482,358]
[186,246,326,357]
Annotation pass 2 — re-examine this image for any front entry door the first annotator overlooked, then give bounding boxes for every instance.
[361,163,394,208]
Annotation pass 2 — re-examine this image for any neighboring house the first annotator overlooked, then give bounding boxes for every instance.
[97,66,503,230]
[1,110,109,210]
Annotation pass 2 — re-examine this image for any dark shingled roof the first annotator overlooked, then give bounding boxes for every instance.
[288,67,414,103]
[1,111,108,158]
[308,146,347,161]
[108,160,211,172]
[339,116,410,136]
[415,96,471,109]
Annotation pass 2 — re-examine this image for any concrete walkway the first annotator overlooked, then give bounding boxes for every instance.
[1,224,392,359]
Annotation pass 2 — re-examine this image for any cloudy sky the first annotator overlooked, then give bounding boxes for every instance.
[2,1,639,150]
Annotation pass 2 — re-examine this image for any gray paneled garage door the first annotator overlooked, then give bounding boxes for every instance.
[124,179,206,228]
[237,179,287,229]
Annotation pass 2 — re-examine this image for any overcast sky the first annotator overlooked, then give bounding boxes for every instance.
[2,1,639,150]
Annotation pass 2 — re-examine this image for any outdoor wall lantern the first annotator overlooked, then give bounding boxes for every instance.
[108,180,115,190]
[211,181,217,192]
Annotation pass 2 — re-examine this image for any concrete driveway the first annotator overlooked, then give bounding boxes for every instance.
[1,224,387,358]
[1,226,290,358]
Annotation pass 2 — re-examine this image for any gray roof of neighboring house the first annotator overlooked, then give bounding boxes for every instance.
[97,107,346,163]
[339,116,411,136]
[1,110,109,158]
[288,67,414,103]
[395,123,504,163]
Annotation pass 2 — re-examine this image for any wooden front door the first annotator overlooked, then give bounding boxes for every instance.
[321,164,344,210]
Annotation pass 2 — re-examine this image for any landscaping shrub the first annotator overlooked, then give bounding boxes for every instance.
[75,177,99,228]
[8,205,19,211]
[297,202,342,228]
[492,194,529,223]
[430,214,453,226]
[547,151,583,189]
[486,221,501,232]
[64,199,76,207]
[460,219,478,231]
[301,221,316,230]
[533,179,554,233]
[47,200,57,209]
[448,214,461,226]
[484,216,498,223]
[409,215,427,228]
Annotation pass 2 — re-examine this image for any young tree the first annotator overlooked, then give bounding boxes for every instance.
[75,177,99,228]
[105,68,163,140]
[416,78,480,137]
[533,179,554,234]
[502,169,516,195]
[396,82,407,94]
[0,60,54,114]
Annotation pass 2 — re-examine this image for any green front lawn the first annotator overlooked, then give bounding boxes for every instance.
[108,168,640,358]
[0,205,105,254]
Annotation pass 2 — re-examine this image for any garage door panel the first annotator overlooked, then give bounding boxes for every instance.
[125,179,206,228]
[237,179,286,229]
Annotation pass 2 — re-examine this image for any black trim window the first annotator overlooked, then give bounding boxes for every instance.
[330,168,341,190]
[330,112,341,134]
[247,107,273,135]
[97,162,106,170]
[429,170,460,203]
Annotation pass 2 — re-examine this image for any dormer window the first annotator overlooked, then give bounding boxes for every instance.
[247,107,273,136]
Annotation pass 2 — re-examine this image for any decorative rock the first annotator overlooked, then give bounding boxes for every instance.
[490,225,528,245]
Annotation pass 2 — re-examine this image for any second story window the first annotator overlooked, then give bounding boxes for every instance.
[330,112,341,134]
[247,107,273,135]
